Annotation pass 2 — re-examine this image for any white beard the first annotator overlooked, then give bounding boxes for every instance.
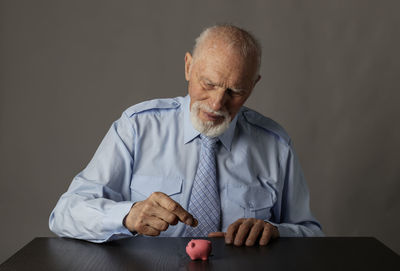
[190,101,231,138]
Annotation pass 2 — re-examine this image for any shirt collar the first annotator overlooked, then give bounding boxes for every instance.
[183,95,238,151]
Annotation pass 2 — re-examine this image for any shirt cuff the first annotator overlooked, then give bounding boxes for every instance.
[271,222,295,237]
[265,220,324,237]
[265,220,302,237]
[103,201,135,238]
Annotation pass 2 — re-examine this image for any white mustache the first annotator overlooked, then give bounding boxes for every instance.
[197,103,229,118]
[190,101,232,137]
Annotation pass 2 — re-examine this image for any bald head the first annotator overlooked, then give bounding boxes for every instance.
[191,24,262,76]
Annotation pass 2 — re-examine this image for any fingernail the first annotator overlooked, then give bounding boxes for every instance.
[226,238,232,244]
[186,217,193,225]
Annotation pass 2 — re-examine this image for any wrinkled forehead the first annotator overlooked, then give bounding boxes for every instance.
[194,45,258,85]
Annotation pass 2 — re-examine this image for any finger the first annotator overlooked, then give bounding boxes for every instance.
[133,219,160,236]
[145,216,170,232]
[149,205,179,226]
[259,224,273,246]
[140,225,161,236]
[225,219,243,244]
[245,220,264,246]
[152,192,197,226]
[234,219,253,246]
[208,232,225,238]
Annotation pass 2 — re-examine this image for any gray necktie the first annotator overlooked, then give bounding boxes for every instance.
[185,135,221,237]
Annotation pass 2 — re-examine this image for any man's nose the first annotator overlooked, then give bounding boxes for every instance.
[210,89,228,111]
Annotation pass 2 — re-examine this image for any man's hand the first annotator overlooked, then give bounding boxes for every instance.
[208,218,279,246]
[123,192,198,236]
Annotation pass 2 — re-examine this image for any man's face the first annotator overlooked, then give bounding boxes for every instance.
[185,42,260,136]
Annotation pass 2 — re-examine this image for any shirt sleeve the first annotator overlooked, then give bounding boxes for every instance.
[269,142,324,237]
[49,112,135,242]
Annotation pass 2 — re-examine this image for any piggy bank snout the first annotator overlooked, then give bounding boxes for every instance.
[186,241,196,250]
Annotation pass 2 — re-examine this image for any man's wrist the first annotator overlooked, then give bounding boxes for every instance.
[272,225,280,238]
[264,220,280,238]
[123,203,137,234]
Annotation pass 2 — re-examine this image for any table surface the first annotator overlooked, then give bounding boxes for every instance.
[0,237,399,271]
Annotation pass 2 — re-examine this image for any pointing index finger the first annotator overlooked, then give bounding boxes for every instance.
[154,192,198,226]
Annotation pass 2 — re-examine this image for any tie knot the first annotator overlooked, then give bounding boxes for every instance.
[201,135,219,150]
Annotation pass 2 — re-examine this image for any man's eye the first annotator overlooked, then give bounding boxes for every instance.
[227,89,242,96]
[204,83,214,89]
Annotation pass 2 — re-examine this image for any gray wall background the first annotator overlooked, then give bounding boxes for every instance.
[1,0,399,262]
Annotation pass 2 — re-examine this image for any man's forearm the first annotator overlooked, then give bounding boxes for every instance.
[49,180,134,242]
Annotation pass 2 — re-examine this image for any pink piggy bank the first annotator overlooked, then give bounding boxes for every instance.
[186,239,212,260]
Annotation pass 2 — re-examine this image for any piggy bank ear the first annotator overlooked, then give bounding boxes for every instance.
[191,242,195,248]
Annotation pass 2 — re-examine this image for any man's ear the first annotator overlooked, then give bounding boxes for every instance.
[185,52,193,81]
[253,75,261,87]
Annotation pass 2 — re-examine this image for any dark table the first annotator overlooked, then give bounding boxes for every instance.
[0,237,399,270]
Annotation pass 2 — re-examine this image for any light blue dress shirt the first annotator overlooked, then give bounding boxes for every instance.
[49,95,323,242]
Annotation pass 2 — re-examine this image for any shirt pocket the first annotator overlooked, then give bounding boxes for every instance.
[130,174,183,204]
[227,179,276,221]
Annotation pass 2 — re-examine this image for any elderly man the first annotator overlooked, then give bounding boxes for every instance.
[49,24,323,246]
